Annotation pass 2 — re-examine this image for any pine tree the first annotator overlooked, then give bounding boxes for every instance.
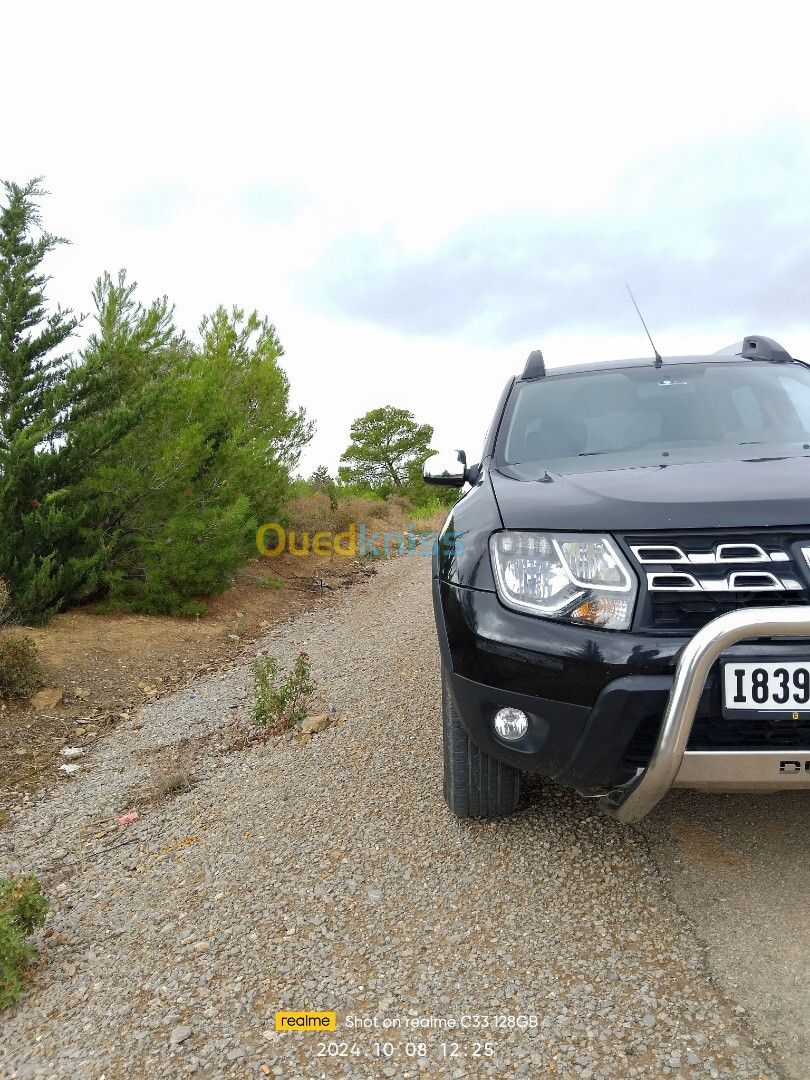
[0,178,94,622]
[71,295,313,615]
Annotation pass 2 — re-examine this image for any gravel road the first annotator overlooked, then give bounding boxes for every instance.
[0,553,805,1079]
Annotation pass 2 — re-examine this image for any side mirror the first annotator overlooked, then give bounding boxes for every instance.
[423,450,468,487]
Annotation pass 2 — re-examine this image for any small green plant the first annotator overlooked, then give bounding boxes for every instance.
[0,875,50,1009]
[260,573,285,591]
[0,634,42,700]
[251,651,315,732]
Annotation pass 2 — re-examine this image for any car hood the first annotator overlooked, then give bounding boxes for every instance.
[490,455,810,531]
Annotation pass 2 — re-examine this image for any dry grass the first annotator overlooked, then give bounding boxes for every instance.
[288,493,417,536]
[145,740,197,802]
[283,493,451,545]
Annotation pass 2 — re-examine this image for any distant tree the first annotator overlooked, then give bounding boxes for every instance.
[309,465,338,509]
[339,406,433,496]
[0,178,97,622]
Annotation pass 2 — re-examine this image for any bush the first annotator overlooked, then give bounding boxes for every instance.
[0,634,42,700]
[385,494,413,516]
[252,651,315,732]
[0,875,50,1009]
[287,494,334,535]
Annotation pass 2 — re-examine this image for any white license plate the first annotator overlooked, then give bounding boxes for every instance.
[722,661,810,711]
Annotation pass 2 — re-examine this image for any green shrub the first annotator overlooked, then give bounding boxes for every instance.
[260,573,285,590]
[411,496,448,520]
[0,875,50,1009]
[252,651,315,732]
[0,635,42,700]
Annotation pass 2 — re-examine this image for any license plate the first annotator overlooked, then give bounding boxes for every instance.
[722,661,810,712]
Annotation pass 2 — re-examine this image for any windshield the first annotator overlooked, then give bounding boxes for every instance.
[497,361,810,476]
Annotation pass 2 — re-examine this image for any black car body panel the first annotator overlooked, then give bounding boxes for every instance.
[490,456,810,533]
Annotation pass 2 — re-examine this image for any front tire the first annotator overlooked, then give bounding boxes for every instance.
[442,669,521,818]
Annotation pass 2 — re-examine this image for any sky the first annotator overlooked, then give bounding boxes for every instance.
[5,1,810,476]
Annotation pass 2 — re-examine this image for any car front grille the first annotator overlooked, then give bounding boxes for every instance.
[623,529,810,632]
[625,711,810,768]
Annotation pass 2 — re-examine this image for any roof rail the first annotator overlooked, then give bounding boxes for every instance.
[521,349,545,380]
[740,335,793,363]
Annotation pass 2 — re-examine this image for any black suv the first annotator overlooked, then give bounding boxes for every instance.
[425,336,810,822]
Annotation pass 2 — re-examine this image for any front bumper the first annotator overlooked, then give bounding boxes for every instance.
[596,607,810,822]
[436,580,810,820]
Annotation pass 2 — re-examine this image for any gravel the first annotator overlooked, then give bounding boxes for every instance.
[0,553,790,1078]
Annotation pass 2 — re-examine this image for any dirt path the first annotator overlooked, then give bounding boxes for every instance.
[0,554,805,1078]
[0,551,370,824]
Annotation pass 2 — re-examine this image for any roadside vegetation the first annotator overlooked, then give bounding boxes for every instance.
[0,178,457,631]
[0,874,49,1009]
[0,581,42,699]
[251,650,316,733]
[0,179,311,623]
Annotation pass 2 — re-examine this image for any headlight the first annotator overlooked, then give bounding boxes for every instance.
[490,531,637,630]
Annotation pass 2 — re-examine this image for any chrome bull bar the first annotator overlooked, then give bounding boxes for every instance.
[596,608,810,823]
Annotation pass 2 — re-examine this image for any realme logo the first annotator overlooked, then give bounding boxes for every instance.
[275,1011,336,1031]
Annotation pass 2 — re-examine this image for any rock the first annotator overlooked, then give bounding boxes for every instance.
[74,688,91,700]
[30,688,63,712]
[300,714,332,734]
[170,1025,192,1046]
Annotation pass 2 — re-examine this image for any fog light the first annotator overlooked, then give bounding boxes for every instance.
[493,707,529,741]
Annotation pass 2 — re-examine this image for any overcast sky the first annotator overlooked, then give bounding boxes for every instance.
[5,1,810,475]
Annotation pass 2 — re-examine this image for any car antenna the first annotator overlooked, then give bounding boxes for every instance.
[626,284,662,368]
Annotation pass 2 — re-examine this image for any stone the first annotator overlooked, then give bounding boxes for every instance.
[170,1025,192,1045]
[300,714,332,734]
[30,688,63,712]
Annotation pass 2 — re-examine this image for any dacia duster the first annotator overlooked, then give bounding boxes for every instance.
[425,335,810,821]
